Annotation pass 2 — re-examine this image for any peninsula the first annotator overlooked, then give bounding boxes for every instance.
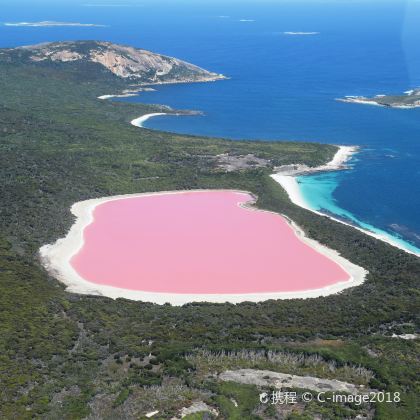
[0,40,226,86]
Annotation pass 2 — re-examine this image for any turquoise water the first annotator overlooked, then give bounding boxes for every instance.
[1,0,419,254]
[297,171,420,255]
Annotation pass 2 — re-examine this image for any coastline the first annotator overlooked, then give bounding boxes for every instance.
[127,110,419,257]
[98,93,138,100]
[271,146,420,257]
[127,107,420,256]
[98,87,157,100]
[139,74,228,86]
[130,113,170,128]
[97,74,228,100]
[130,110,203,128]
[336,97,420,109]
[39,189,367,305]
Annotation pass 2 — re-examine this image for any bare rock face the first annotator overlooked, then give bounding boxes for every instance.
[10,41,226,84]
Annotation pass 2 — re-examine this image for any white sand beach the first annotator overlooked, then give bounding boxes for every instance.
[130,113,169,128]
[39,189,367,305]
[98,93,138,100]
[271,146,420,257]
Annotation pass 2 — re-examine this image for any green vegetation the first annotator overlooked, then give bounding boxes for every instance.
[0,40,223,87]
[212,382,260,419]
[183,413,215,420]
[0,55,419,419]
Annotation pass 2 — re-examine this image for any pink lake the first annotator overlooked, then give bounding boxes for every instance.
[70,191,350,294]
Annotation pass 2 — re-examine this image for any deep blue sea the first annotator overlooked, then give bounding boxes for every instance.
[1,0,419,253]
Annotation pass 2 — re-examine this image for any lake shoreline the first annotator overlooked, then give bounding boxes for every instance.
[39,189,367,305]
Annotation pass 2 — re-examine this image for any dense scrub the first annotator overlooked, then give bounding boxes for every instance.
[0,62,418,419]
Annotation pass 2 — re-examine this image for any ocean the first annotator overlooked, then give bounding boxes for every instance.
[1,0,419,253]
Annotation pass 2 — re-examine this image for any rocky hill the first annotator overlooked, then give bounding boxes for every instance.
[0,40,225,85]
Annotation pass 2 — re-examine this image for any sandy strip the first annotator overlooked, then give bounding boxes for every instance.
[131,111,204,128]
[130,113,170,128]
[39,189,367,305]
[98,94,115,100]
[271,146,420,257]
[98,93,138,100]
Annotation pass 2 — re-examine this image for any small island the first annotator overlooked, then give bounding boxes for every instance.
[337,88,420,108]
